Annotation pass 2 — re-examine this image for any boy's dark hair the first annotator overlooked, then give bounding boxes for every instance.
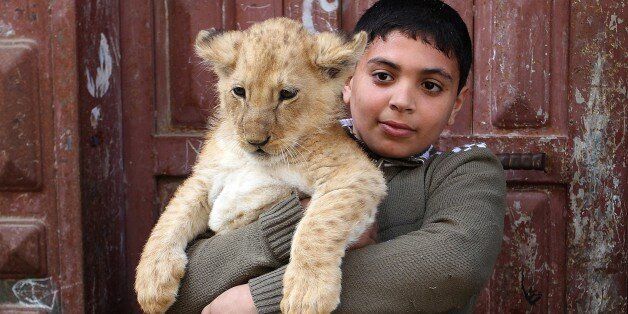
[354,0,472,93]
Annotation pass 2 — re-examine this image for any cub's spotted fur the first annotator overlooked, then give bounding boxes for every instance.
[135,18,386,314]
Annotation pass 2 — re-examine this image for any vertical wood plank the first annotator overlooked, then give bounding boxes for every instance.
[77,0,127,311]
[120,0,157,312]
[566,0,627,311]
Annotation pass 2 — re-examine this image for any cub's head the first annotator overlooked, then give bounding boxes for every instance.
[195,18,366,160]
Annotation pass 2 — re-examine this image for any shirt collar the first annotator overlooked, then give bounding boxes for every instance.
[339,118,437,168]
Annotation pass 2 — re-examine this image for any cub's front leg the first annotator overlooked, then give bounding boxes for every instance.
[280,179,385,314]
[135,175,211,313]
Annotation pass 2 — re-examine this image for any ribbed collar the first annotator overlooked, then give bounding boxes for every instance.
[339,118,437,168]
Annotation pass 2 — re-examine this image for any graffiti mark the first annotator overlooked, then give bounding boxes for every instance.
[520,270,542,305]
[184,139,202,172]
[12,278,57,310]
[240,3,271,11]
[85,33,113,98]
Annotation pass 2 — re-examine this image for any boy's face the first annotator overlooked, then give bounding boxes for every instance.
[343,31,468,158]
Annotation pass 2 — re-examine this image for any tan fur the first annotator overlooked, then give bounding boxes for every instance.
[135,18,386,314]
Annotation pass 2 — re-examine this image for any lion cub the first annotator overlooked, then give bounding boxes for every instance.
[134,18,386,314]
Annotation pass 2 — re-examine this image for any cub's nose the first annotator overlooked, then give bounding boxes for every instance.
[247,136,270,147]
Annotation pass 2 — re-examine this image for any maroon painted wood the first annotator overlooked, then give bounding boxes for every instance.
[76,0,127,312]
[565,0,626,311]
[120,1,158,312]
[0,0,84,312]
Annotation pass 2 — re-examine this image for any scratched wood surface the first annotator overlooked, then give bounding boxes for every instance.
[0,0,84,312]
[0,0,619,312]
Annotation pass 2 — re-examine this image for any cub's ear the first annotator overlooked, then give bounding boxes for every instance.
[195,29,242,76]
[311,31,367,79]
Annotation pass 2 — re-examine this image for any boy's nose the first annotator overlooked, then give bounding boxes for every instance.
[389,103,415,113]
[389,86,416,113]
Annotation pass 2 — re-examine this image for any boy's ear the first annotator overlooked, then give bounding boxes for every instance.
[195,29,242,77]
[311,31,368,79]
[342,76,353,105]
[448,86,469,125]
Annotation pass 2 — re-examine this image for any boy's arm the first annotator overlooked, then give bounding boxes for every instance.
[167,193,304,314]
[249,148,506,313]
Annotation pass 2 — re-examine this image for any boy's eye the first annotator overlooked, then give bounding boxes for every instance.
[422,81,442,93]
[232,86,246,98]
[373,72,393,82]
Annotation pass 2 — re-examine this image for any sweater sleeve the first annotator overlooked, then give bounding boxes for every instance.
[167,193,304,314]
[249,148,506,313]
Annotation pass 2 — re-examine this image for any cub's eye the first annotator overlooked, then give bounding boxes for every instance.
[422,81,442,93]
[232,87,246,98]
[279,89,298,101]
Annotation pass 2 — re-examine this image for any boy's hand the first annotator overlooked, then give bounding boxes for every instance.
[202,284,256,314]
[299,197,311,208]
[300,197,378,250]
[347,223,378,250]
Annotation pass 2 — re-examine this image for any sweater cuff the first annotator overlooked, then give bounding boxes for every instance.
[249,265,287,314]
[258,192,304,262]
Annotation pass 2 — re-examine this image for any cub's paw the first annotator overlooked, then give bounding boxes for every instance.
[280,263,341,314]
[135,249,188,313]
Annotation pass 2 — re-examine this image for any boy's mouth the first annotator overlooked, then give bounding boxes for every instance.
[379,120,416,138]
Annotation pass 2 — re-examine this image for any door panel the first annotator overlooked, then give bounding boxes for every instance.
[119,0,626,312]
[475,188,567,312]
[474,0,569,134]
[154,0,227,130]
[0,0,83,312]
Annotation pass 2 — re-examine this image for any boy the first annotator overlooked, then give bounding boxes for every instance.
[169,0,506,312]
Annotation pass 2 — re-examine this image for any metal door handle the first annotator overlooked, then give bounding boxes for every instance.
[497,153,546,170]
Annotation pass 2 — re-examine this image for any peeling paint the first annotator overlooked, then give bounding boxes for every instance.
[12,278,58,310]
[569,52,626,311]
[90,106,102,129]
[85,33,113,98]
[302,0,338,33]
[574,88,585,104]
[511,201,540,280]
[0,21,15,37]
[608,14,623,31]
[60,129,73,152]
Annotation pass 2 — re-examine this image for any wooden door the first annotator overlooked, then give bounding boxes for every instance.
[0,0,84,312]
[109,0,626,312]
[459,1,626,312]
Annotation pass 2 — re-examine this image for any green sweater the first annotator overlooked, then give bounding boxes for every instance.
[168,144,506,313]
